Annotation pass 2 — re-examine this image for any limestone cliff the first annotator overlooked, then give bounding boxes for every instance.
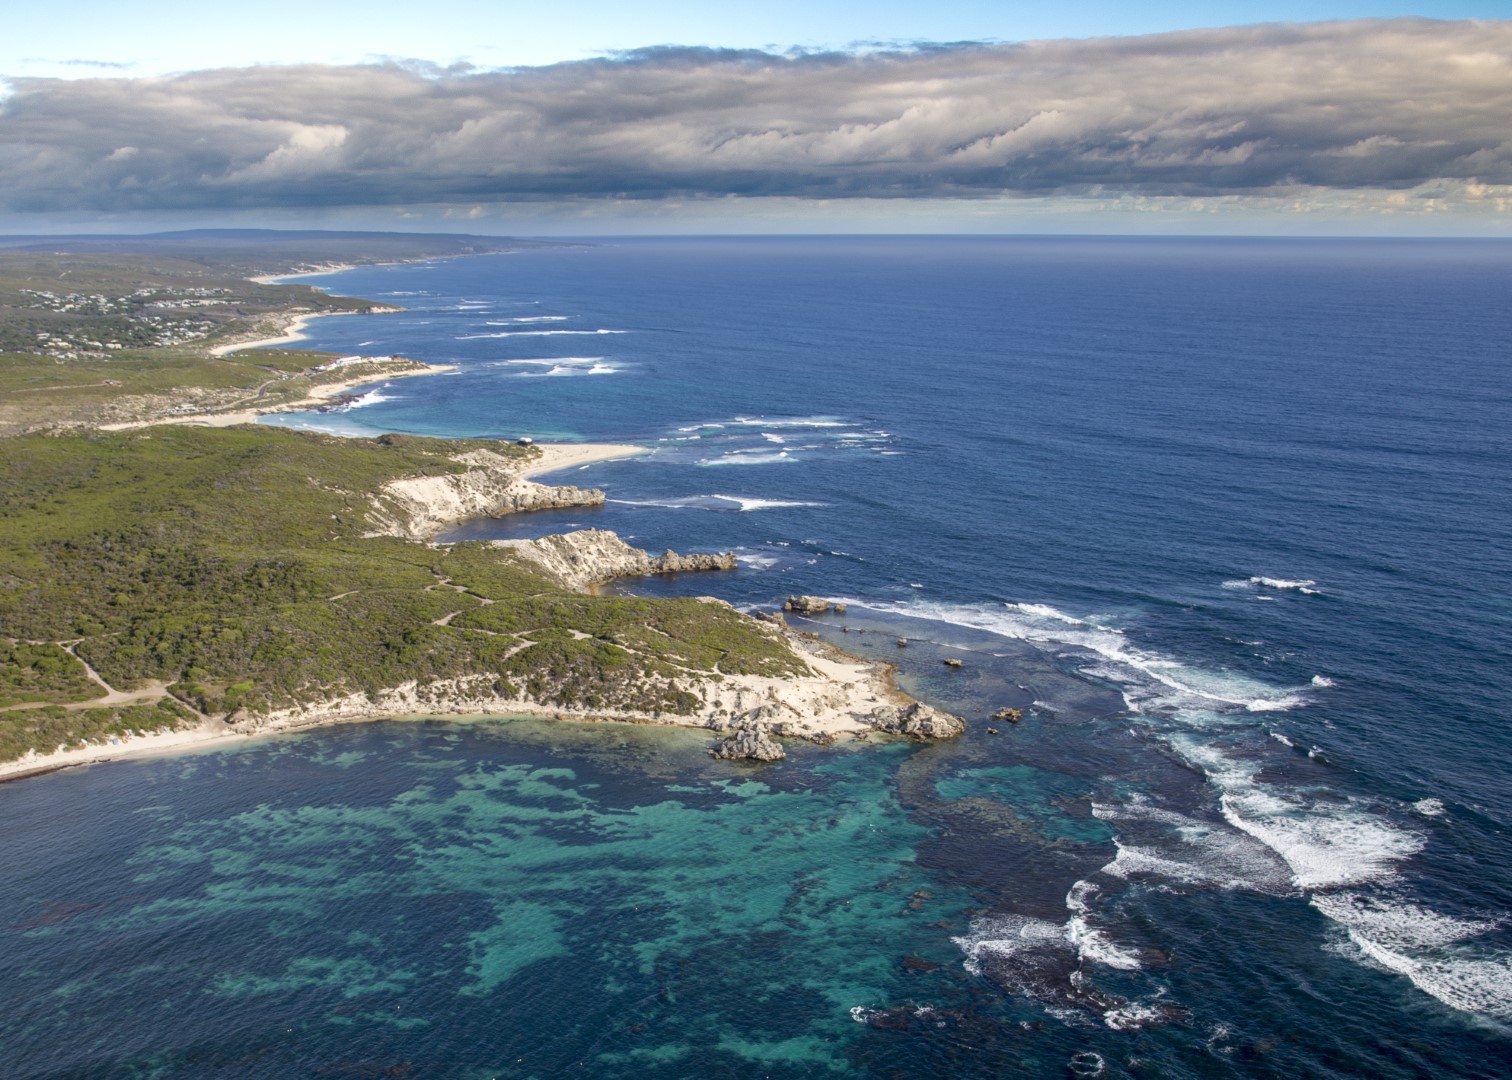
[492,528,736,591]
[367,448,603,541]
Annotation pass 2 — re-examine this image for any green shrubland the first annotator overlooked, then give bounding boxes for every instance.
[0,425,803,762]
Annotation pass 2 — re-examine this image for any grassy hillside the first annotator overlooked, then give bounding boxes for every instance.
[0,426,804,763]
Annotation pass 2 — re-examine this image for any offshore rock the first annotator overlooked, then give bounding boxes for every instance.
[493,528,735,591]
[784,595,833,615]
[711,723,785,761]
[870,701,966,740]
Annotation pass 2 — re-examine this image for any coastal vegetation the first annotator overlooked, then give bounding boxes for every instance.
[0,230,521,433]
[0,231,929,770]
[0,425,810,763]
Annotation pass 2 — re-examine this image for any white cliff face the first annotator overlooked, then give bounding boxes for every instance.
[348,453,964,760]
[491,529,737,591]
[367,448,604,541]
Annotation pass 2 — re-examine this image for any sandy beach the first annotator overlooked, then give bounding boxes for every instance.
[208,309,362,356]
[0,722,236,783]
[248,263,357,285]
[521,442,650,478]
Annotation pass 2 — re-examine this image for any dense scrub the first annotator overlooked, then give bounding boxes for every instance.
[0,426,802,761]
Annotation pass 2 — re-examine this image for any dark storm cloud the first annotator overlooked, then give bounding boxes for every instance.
[1,19,1508,212]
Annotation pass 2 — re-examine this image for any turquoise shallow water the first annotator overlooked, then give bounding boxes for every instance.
[0,720,1067,1078]
[5,237,1512,1077]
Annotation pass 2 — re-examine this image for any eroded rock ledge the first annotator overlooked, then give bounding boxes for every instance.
[493,529,736,591]
[340,459,963,762]
[369,448,605,541]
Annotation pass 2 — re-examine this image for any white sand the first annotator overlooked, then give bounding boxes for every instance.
[0,722,234,783]
[248,263,357,285]
[208,310,360,356]
[520,442,650,478]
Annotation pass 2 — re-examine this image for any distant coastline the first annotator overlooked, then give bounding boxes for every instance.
[0,256,962,782]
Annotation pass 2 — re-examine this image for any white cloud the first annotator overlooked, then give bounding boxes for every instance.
[0,20,1507,216]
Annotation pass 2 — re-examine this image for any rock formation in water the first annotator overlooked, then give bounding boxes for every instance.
[869,701,967,740]
[784,595,833,615]
[711,722,786,761]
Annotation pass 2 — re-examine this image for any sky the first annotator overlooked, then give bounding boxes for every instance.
[3,2,1511,235]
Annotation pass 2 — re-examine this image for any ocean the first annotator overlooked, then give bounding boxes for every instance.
[3,236,1511,1077]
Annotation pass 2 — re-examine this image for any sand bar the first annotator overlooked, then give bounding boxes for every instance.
[521,442,650,478]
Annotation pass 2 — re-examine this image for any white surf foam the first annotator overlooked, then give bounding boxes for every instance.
[457,329,626,339]
[676,415,852,434]
[1102,1002,1169,1032]
[486,316,569,324]
[606,494,823,512]
[697,451,796,467]
[1066,914,1145,971]
[338,386,397,410]
[491,356,604,367]
[1312,893,1512,1019]
[952,913,1071,978]
[735,553,781,570]
[716,495,823,510]
[516,363,620,377]
[1167,740,1426,891]
[1069,1050,1106,1076]
[849,598,1306,713]
[1092,795,1294,894]
[726,415,848,428]
[1226,576,1322,595]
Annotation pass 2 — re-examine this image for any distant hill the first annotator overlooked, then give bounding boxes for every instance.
[0,229,564,276]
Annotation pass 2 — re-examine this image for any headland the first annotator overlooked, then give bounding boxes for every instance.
[0,233,962,781]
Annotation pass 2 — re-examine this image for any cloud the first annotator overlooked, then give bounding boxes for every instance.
[1,19,1508,213]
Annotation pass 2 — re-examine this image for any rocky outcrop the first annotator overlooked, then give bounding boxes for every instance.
[711,722,785,761]
[784,595,832,615]
[869,701,967,740]
[493,529,735,591]
[367,447,603,540]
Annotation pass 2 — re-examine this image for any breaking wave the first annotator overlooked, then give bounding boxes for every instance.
[607,494,824,511]
[1224,576,1323,595]
[697,450,797,467]
[849,598,1308,713]
[1313,893,1512,1020]
[457,329,627,339]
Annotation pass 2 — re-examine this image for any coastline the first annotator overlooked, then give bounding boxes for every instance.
[519,442,650,478]
[0,629,930,784]
[248,263,358,285]
[1,258,959,785]
[207,309,366,355]
[95,360,459,431]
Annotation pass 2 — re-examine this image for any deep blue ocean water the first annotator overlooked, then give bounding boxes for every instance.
[4,236,1512,1077]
